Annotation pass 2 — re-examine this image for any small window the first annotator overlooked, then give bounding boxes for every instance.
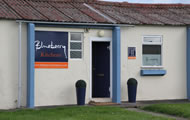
[70,33,83,59]
[142,36,162,66]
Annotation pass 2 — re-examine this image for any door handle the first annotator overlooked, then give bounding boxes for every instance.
[96,74,104,77]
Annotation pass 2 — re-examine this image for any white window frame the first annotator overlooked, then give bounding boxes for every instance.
[142,35,163,69]
[69,32,83,60]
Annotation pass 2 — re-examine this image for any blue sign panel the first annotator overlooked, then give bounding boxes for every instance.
[35,31,68,68]
[128,47,136,59]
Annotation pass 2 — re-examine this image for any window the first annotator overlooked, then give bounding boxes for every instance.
[142,36,162,66]
[70,33,83,59]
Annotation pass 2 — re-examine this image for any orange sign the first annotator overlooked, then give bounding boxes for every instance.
[128,56,136,59]
[35,62,68,69]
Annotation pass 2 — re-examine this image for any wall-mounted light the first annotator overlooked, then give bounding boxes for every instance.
[98,30,104,37]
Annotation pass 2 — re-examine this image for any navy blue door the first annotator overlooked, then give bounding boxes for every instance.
[92,42,110,98]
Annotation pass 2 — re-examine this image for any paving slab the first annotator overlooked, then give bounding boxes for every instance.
[119,99,189,108]
[127,108,188,120]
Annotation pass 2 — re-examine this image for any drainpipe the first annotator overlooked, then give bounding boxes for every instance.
[187,26,190,100]
[17,21,22,108]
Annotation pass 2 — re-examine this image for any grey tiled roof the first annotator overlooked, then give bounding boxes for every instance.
[1,0,190,25]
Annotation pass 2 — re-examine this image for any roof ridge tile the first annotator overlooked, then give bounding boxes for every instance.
[27,0,97,3]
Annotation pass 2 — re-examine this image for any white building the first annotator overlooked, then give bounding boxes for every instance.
[0,0,189,109]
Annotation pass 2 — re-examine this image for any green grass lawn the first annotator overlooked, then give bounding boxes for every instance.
[142,103,190,119]
[0,106,172,120]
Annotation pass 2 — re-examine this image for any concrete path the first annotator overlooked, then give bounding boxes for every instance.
[119,100,189,108]
[127,108,188,120]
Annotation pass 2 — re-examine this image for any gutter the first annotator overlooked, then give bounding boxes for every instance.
[16,20,135,27]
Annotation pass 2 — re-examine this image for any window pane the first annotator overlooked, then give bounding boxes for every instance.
[70,51,82,58]
[70,42,82,49]
[143,54,161,66]
[143,45,161,54]
[71,33,81,41]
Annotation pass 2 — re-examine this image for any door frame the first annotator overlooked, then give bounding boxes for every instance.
[89,37,112,100]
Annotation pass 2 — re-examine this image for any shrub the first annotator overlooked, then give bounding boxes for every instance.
[75,80,86,88]
[127,78,138,85]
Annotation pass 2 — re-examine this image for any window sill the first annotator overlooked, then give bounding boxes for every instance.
[141,66,164,69]
[69,58,83,61]
[140,69,166,76]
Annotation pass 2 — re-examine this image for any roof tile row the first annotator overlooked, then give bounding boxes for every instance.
[0,0,190,25]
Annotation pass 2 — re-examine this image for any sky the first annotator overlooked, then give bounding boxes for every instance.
[102,0,190,4]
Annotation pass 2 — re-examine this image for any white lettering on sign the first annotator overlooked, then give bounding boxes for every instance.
[35,40,67,58]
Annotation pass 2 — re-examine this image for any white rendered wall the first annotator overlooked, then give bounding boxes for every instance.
[0,20,27,109]
[0,21,187,109]
[121,26,187,101]
[34,27,112,106]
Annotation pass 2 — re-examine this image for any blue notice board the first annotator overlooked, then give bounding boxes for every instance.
[35,31,68,68]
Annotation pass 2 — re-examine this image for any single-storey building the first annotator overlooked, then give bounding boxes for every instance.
[0,0,190,109]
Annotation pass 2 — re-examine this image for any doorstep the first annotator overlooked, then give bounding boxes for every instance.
[89,101,119,106]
